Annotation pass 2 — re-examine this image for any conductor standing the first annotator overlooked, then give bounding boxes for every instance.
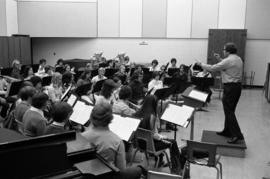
[197,42,244,144]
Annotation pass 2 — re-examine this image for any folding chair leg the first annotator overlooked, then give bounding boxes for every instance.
[217,162,223,179]
[163,151,171,171]
[155,155,160,168]
[144,151,149,166]
[130,149,139,166]
[214,166,220,179]
[182,162,188,179]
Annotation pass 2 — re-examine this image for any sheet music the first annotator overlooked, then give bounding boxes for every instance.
[67,94,77,106]
[70,101,93,125]
[189,90,208,102]
[109,114,141,141]
[81,95,93,105]
[161,104,194,127]
[61,85,71,100]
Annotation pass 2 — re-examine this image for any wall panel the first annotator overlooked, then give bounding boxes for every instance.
[167,0,192,38]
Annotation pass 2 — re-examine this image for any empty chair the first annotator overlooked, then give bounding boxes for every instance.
[182,140,223,179]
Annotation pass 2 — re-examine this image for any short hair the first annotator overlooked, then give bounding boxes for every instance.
[98,67,105,73]
[124,56,130,62]
[119,85,132,100]
[224,42,237,54]
[101,79,116,99]
[19,86,36,101]
[12,59,20,68]
[90,103,113,127]
[171,58,177,63]
[51,102,73,123]
[30,76,42,87]
[51,72,62,85]
[31,92,49,109]
[57,59,64,65]
[152,59,158,65]
[113,76,121,84]
[80,70,91,80]
[152,71,160,79]
[20,81,33,89]
[39,59,46,64]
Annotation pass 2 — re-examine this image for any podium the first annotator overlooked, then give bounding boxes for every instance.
[201,130,247,158]
[182,87,208,109]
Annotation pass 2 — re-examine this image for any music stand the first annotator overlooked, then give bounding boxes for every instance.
[105,69,118,78]
[168,68,179,76]
[6,80,23,97]
[92,79,105,94]
[182,87,208,109]
[91,69,98,78]
[41,76,52,86]
[142,71,153,85]
[1,68,13,76]
[75,83,92,96]
[55,66,65,74]
[191,76,214,90]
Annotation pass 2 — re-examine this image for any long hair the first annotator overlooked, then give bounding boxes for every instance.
[134,95,158,130]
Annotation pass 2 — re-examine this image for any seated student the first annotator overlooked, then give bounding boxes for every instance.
[14,86,36,123]
[47,72,63,103]
[64,64,75,74]
[22,66,34,80]
[23,92,49,137]
[93,79,117,105]
[91,67,107,84]
[55,59,64,68]
[148,71,163,95]
[123,56,131,66]
[113,86,135,116]
[62,71,74,89]
[169,58,177,68]
[114,64,127,84]
[11,59,22,80]
[45,65,54,76]
[149,59,160,72]
[77,69,91,87]
[128,72,146,105]
[133,95,182,174]
[172,64,188,82]
[112,76,122,101]
[30,76,43,92]
[44,102,73,135]
[82,103,145,179]
[37,59,46,75]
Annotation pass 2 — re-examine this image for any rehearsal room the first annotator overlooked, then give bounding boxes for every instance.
[0,0,270,178]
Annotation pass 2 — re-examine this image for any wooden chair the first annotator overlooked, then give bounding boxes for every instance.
[130,128,171,170]
[147,170,181,179]
[182,140,223,179]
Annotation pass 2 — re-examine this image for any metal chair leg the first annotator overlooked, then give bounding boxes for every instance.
[144,151,149,166]
[217,161,223,179]
[155,155,160,168]
[182,162,188,179]
[163,151,171,171]
[214,166,220,179]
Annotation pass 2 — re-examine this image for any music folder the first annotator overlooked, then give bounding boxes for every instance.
[109,114,141,142]
[161,103,194,128]
[182,87,208,108]
[69,101,93,125]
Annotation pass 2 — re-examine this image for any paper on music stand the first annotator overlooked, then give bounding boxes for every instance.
[189,90,208,102]
[67,94,77,106]
[109,114,141,141]
[70,101,93,125]
[81,95,93,105]
[161,104,194,127]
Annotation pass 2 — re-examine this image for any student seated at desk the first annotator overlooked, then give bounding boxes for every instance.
[133,95,182,174]
[82,103,145,179]
[37,59,46,75]
[44,102,73,135]
[113,85,135,116]
[76,69,91,87]
[14,86,36,123]
[91,67,107,84]
[47,72,63,103]
[23,92,49,137]
[148,71,163,95]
